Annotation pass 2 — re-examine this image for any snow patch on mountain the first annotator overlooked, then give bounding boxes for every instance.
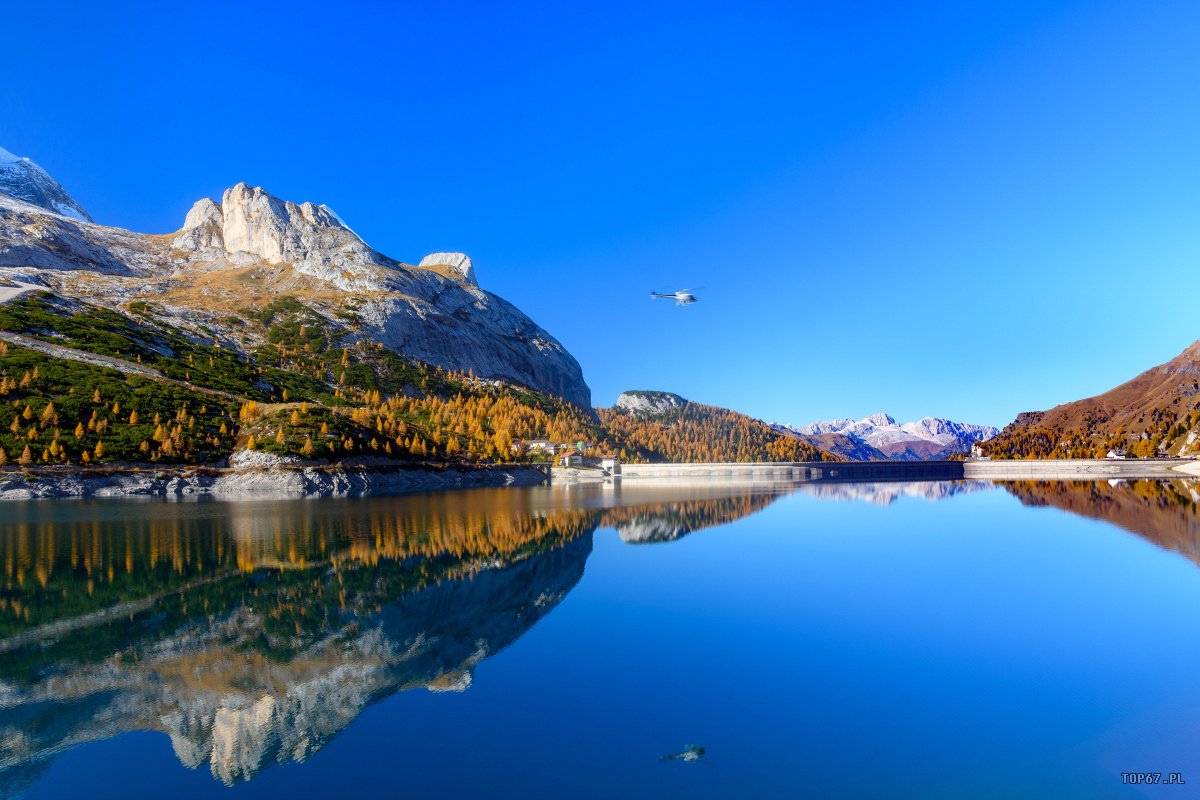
[0,145,92,222]
[776,413,999,461]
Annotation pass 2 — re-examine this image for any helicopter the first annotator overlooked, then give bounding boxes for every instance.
[650,288,699,306]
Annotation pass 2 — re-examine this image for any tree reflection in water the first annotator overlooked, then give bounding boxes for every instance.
[1001,478,1200,566]
[3,476,1195,793]
[0,485,786,792]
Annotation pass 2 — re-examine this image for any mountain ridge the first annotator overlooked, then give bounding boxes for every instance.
[0,146,92,222]
[983,339,1200,458]
[774,413,998,461]
[0,149,590,407]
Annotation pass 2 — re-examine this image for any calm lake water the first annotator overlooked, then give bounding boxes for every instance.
[3,477,1200,799]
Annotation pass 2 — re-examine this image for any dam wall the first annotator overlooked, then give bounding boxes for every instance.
[614,460,965,482]
[597,459,1199,484]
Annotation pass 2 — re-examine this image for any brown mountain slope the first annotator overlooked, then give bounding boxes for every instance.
[790,430,888,461]
[984,341,1200,458]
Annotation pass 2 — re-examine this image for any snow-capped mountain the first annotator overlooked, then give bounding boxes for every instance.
[774,413,999,461]
[0,145,92,222]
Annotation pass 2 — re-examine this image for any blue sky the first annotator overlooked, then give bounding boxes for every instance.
[3,0,1198,426]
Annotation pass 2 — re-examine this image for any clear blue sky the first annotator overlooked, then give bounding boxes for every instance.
[3,1,1198,426]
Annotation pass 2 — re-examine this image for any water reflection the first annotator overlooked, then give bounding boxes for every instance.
[797,479,991,506]
[1000,478,1200,566]
[5,476,1200,796]
[0,485,784,793]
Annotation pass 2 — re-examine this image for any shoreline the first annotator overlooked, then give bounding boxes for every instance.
[1,457,1195,502]
[0,461,550,502]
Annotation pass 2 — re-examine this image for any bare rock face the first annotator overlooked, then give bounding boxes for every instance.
[0,146,92,222]
[174,197,225,252]
[0,194,166,276]
[419,252,476,285]
[175,183,391,292]
[0,161,592,408]
[615,390,687,416]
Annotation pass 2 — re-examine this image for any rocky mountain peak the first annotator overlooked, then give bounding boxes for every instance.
[0,145,92,222]
[419,252,476,285]
[0,164,592,408]
[182,196,223,230]
[615,390,687,416]
[172,183,390,290]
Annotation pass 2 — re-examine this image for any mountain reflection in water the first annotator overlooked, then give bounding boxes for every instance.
[0,485,787,793]
[1001,478,1200,567]
[796,479,992,506]
[4,477,1200,796]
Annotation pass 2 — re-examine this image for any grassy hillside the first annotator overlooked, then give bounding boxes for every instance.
[0,293,833,467]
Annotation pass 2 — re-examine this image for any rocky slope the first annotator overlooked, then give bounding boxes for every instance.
[614,389,686,416]
[0,146,91,222]
[983,341,1200,459]
[0,149,589,407]
[774,413,998,461]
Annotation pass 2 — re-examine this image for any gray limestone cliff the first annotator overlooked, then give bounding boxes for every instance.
[615,390,687,416]
[0,154,591,407]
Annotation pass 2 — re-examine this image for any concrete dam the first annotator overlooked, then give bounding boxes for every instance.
[594,458,1198,483]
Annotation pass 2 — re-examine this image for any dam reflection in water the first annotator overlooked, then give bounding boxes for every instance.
[2,477,1199,798]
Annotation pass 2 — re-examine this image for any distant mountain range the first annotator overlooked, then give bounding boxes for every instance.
[773,413,998,461]
[984,341,1200,459]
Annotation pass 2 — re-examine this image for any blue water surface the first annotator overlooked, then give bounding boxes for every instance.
[6,479,1200,799]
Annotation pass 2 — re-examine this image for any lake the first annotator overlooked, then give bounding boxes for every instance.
[2,477,1200,799]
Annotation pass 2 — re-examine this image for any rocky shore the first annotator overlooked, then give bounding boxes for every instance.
[0,456,548,502]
